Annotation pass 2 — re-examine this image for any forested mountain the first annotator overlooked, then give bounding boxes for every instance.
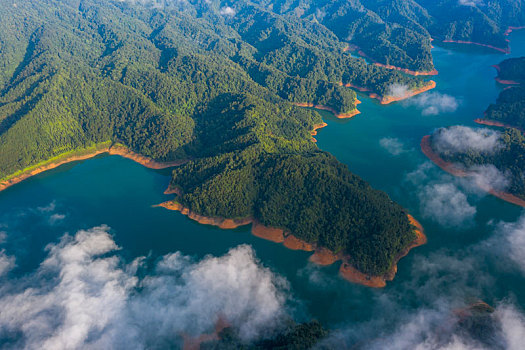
[0,0,426,277]
[482,57,525,129]
[257,0,525,72]
[496,56,525,83]
[6,0,522,281]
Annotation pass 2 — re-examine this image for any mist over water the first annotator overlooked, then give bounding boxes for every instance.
[1,31,525,349]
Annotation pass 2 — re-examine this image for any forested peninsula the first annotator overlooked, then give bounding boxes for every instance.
[256,0,525,73]
[422,128,525,206]
[474,57,525,132]
[0,0,434,282]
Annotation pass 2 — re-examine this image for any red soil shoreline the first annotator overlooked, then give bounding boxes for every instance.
[421,135,525,207]
[0,145,187,193]
[374,62,438,76]
[441,26,525,54]
[420,135,468,177]
[474,118,521,130]
[442,39,509,54]
[182,317,229,350]
[504,26,525,36]
[310,122,328,142]
[157,199,426,288]
[492,65,521,85]
[294,102,361,119]
[345,81,436,105]
[495,77,520,85]
[339,215,426,288]
[343,45,438,76]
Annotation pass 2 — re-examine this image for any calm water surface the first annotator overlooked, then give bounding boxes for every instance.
[1,31,525,340]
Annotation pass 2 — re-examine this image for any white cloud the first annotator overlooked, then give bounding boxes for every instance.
[419,183,476,227]
[405,92,459,116]
[315,8,326,21]
[432,126,502,154]
[489,214,525,276]
[37,201,56,213]
[459,0,484,6]
[365,302,524,350]
[468,164,510,193]
[380,137,407,156]
[406,163,477,227]
[387,83,409,98]
[0,226,289,349]
[219,6,236,16]
[0,250,15,277]
[49,213,66,225]
[498,304,525,350]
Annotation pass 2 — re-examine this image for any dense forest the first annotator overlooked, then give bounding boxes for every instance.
[496,56,525,83]
[483,57,525,129]
[201,321,329,350]
[429,128,525,199]
[254,0,525,72]
[0,0,423,277]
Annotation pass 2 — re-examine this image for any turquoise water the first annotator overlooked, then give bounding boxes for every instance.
[1,31,525,344]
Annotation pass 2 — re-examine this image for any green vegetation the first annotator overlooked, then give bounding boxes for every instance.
[485,86,525,129]
[429,56,525,200]
[0,0,422,276]
[201,321,329,350]
[253,0,525,72]
[483,57,525,129]
[496,57,525,83]
[430,128,525,199]
[0,141,111,183]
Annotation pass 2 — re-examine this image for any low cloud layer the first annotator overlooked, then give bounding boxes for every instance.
[406,162,477,227]
[0,226,289,349]
[404,92,459,116]
[380,137,407,156]
[432,126,502,154]
[219,6,236,16]
[318,209,525,349]
[486,214,525,276]
[468,164,510,193]
[387,83,409,98]
[459,0,484,6]
[419,182,477,227]
[364,302,525,350]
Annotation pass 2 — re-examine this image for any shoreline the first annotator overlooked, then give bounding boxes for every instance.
[155,201,253,229]
[421,135,525,207]
[420,135,468,177]
[339,214,426,288]
[474,118,522,131]
[492,65,521,85]
[373,62,438,76]
[345,81,436,105]
[344,44,438,76]
[378,81,437,104]
[294,102,361,119]
[310,122,328,142]
[441,39,509,54]
[181,317,229,350]
[495,77,521,85]
[0,144,187,193]
[157,199,426,288]
[504,26,525,36]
